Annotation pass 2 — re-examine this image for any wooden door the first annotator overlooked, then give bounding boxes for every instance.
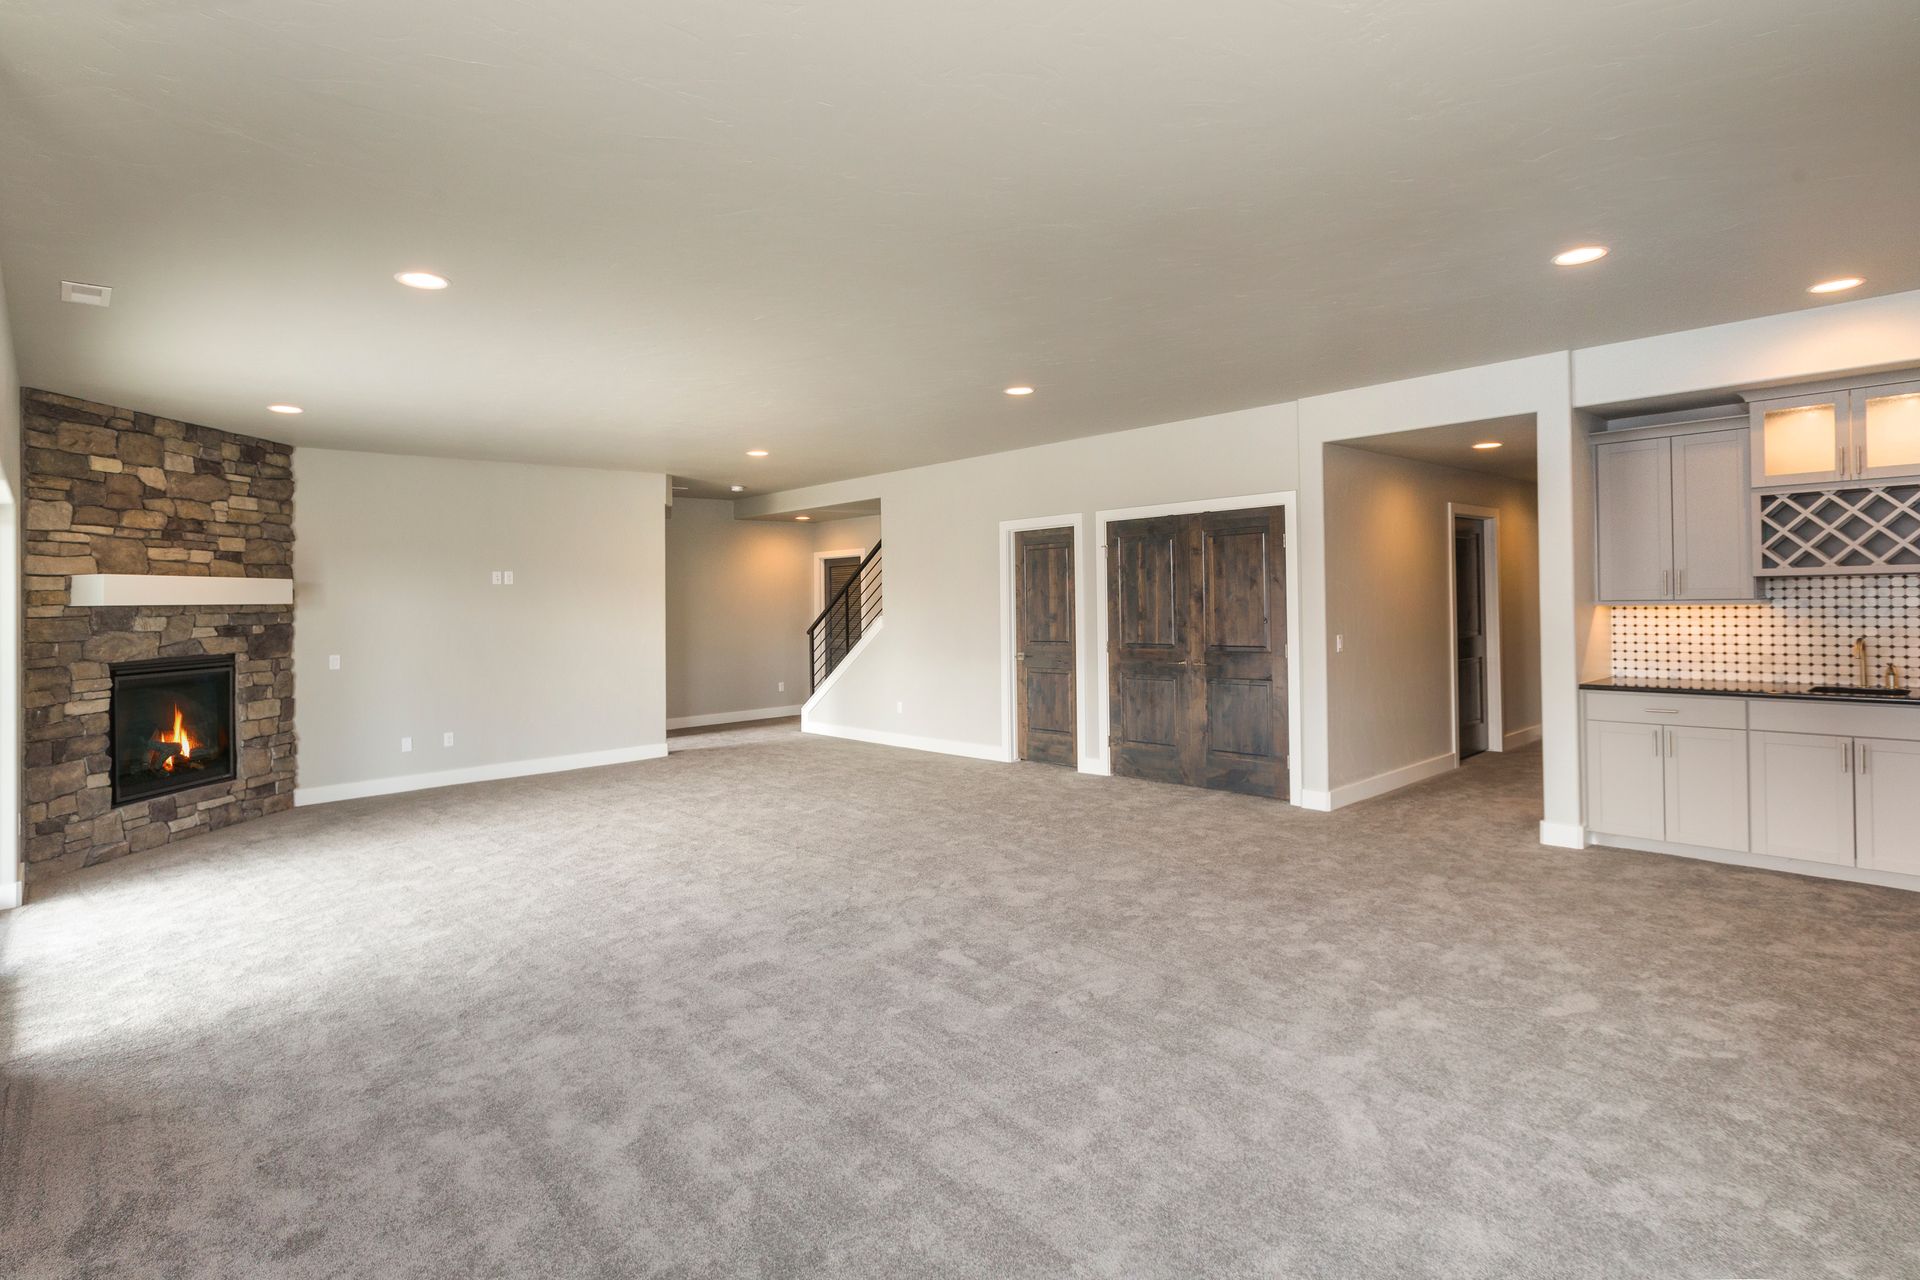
[1014,527,1076,767]
[1594,437,1674,601]
[1108,514,1192,787]
[1671,429,1756,601]
[1585,719,1666,840]
[1856,737,1920,874]
[1107,507,1288,798]
[1453,516,1489,759]
[1749,731,1856,865]
[1662,724,1749,852]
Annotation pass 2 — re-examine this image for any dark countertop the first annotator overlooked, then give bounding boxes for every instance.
[1582,677,1920,706]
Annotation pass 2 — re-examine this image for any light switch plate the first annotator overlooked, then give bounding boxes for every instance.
[400,737,413,753]
[328,654,341,670]
[491,571,502,585]
[503,570,514,585]
[443,732,454,747]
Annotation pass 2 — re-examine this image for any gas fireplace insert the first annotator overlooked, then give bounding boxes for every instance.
[109,655,237,806]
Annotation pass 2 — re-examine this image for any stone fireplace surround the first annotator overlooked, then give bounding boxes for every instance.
[20,389,296,882]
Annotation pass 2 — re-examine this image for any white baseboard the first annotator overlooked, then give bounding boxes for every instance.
[1589,831,1920,893]
[1296,789,1335,812]
[1,876,22,911]
[1076,756,1111,776]
[666,705,801,731]
[1325,751,1457,810]
[1502,724,1543,750]
[1538,820,1587,849]
[802,721,1005,762]
[294,743,669,807]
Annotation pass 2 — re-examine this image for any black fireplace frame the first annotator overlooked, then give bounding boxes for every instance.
[109,653,239,808]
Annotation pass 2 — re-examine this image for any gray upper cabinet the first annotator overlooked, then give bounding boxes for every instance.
[1595,426,1756,604]
[1595,437,1674,602]
[1671,430,1755,599]
[1749,377,1920,488]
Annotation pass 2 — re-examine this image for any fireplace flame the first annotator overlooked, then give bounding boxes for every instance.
[160,706,194,772]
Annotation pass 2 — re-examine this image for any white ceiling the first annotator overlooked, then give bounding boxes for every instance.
[1340,416,1539,482]
[2,1,1916,494]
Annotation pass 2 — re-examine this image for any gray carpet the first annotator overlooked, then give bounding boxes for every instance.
[3,722,1917,1279]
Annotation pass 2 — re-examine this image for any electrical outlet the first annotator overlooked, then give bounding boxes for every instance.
[443,732,454,747]
[1336,634,1345,653]
[400,737,413,753]
[328,654,341,670]
[503,570,514,585]
[896,701,904,714]
[491,571,502,585]
[777,681,785,693]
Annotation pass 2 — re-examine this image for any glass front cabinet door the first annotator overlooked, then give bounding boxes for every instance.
[1854,379,1920,481]
[1749,394,1846,487]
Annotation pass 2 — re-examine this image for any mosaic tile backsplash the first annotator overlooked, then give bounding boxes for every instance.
[1610,574,1920,685]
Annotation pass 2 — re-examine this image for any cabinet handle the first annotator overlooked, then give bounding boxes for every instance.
[1666,728,1676,757]
[1860,743,1870,774]
[1644,708,1682,715]
[1857,443,1866,476]
[1661,569,1671,597]
[1652,729,1661,757]
[1842,741,1852,774]
[1675,569,1683,596]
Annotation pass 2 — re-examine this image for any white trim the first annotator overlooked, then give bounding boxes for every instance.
[1297,789,1335,812]
[293,743,668,807]
[1092,491,1303,805]
[1539,820,1587,849]
[69,574,293,608]
[666,705,801,730]
[811,547,869,617]
[1,876,22,911]
[998,514,1089,766]
[801,616,884,717]
[1589,831,1920,893]
[1446,503,1505,754]
[1326,750,1457,809]
[1503,724,1543,750]
[804,721,1007,762]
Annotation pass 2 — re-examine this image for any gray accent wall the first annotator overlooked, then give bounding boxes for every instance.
[293,449,667,794]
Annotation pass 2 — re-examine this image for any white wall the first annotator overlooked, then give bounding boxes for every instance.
[1323,446,1540,793]
[0,265,21,907]
[665,498,814,724]
[747,403,1300,760]
[293,450,668,803]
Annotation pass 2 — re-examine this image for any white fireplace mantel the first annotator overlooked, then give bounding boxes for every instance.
[68,574,294,608]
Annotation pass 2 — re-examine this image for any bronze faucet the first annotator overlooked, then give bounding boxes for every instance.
[1854,636,1870,688]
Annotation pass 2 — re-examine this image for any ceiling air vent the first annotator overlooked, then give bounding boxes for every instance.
[60,281,112,307]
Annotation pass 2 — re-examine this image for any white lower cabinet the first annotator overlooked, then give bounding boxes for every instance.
[1664,725,1750,852]
[1585,719,1666,840]
[1857,737,1920,875]
[1749,731,1856,865]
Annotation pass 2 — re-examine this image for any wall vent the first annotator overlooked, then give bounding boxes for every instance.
[60,280,112,307]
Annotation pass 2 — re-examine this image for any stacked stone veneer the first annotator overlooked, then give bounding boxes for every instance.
[20,389,296,881]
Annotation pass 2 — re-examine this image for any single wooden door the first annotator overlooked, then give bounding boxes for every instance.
[1015,527,1077,767]
[1107,507,1288,798]
[822,556,861,668]
[1453,516,1489,760]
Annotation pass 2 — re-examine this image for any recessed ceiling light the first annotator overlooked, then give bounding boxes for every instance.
[1808,276,1864,294]
[1552,245,1609,267]
[267,404,303,415]
[1472,441,1502,450]
[730,485,745,493]
[394,270,449,290]
[1004,385,1035,396]
[794,514,811,521]
[746,449,769,457]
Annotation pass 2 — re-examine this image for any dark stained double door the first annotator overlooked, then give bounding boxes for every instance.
[1108,507,1288,798]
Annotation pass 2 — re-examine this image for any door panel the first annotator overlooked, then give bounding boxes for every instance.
[1454,517,1489,759]
[1595,437,1674,601]
[1014,528,1076,767]
[1749,731,1855,865]
[1672,429,1755,600]
[1585,719,1665,840]
[1663,725,1749,852]
[1108,507,1288,798]
[1857,737,1920,874]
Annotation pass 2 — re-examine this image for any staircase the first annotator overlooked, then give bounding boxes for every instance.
[808,541,881,691]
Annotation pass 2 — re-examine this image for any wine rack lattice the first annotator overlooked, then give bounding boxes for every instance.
[1757,484,1920,576]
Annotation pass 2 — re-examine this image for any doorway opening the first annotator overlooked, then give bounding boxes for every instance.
[1450,507,1501,761]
